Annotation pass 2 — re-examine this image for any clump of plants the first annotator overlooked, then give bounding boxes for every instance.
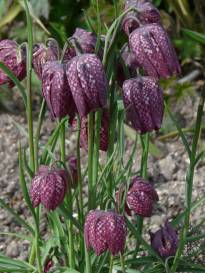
[0,0,204,272]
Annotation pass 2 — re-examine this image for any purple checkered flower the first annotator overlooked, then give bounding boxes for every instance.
[122,0,161,35]
[126,176,159,217]
[63,28,99,61]
[66,54,107,117]
[30,165,68,211]
[150,222,178,257]
[122,76,163,134]
[0,40,26,87]
[84,210,127,256]
[42,61,76,121]
[129,23,181,78]
[32,40,58,79]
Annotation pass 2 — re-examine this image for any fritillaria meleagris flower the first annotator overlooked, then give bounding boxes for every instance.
[72,110,109,151]
[125,176,159,217]
[66,54,107,118]
[122,0,161,35]
[129,23,181,79]
[68,156,78,188]
[150,222,178,257]
[42,61,76,121]
[63,28,99,61]
[84,210,127,256]
[30,165,68,210]
[32,40,58,79]
[0,40,26,87]
[122,76,163,134]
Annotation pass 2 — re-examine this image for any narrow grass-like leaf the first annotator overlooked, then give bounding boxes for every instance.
[183,29,205,45]
[0,232,32,241]
[0,198,34,235]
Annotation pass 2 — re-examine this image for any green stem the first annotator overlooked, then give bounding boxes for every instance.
[109,255,114,273]
[24,0,35,173]
[34,99,46,170]
[85,239,92,273]
[77,115,83,224]
[92,110,102,187]
[120,253,126,273]
[88,112,95,210]
[171,86,205,273]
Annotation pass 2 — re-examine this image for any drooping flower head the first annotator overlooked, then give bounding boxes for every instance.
[66,54,107,118]
[126,176,159,217]
[129,23,181,78]
[0,40,26,87]
[122,0,161,35]
[30,165,68,210]
[32,40,58,79]
[42,61,76,121]
[84,210,127,256]
[116,177,159,217]
[63,28,99,61]
[123,76,164,134]
[150,222,178,257]
[72,110,109,151]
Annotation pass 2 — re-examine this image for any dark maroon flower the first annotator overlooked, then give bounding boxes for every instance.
[84,210,127,256]
[72,110,109,151]
[122,0,161,35]
[122,76,163,134]
[129,23,181,78]
[66,54,107,117]
[68,156,78,188]
[126,176,159,217]
[150,222,178,257]
[63,28,99,61]
[32,41,58,79]
[42,61,76,121]
[30,165,68,210]
[0,40,26,87]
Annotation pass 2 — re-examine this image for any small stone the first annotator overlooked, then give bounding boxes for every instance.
[6,241,20,258]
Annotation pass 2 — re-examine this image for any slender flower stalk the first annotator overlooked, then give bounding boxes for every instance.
[109,255,114,273]
[171,86,205,273]
[88,112,95,210]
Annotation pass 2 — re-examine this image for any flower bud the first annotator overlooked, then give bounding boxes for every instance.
[63,28,98,61]
[42,61,76,121]
[126,176,159,217]
[150,222,178,257]
[122,76,163,134]
[66,54,107,117]
[32,41,58,79]
[0,40,26,87]
[84,210,127,256]
[30,165,68,210]
[129,23,181,78]
[122,0,161,35]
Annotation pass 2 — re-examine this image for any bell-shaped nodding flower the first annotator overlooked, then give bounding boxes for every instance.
[63,28,98,61]
[84,210,127,256]
[66,54,107,118]
[68,156,78,188]
[73,110,109,151]
[150,222,178,257]
[30,165,68,210]
[123,77,164,134]
[126,176,159,217]
[0,40,26,87]
[122,0,161,35]
[42,61,76,121]
[129,23,181,79]
[32,41,58,79]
